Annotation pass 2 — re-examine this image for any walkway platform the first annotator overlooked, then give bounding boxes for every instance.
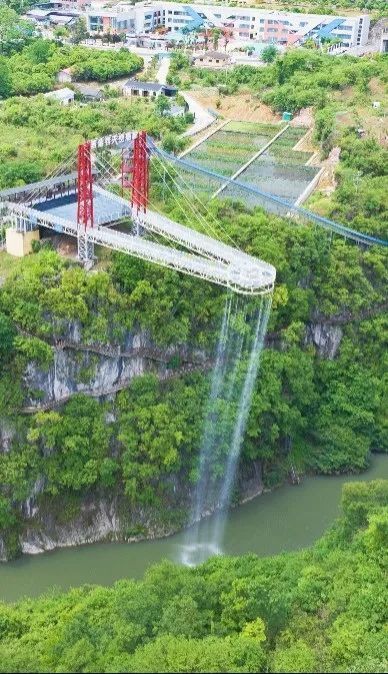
[35,189,131,227]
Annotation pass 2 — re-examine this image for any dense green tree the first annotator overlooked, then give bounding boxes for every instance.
[0,311,15,365]
[0,480,386,672]
[69,17,88,45]
[0,5,35,55]
[261,45,278,64]
[0,54,10,97]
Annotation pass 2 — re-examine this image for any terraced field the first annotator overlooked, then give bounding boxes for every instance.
[183,121,321,208]
[187,122,280,177]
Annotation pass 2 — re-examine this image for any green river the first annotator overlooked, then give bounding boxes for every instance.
[1,454,387,603]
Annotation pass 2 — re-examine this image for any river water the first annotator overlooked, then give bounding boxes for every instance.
[1,454,387,603]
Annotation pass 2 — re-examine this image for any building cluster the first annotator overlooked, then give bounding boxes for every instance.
[27,1,371,50]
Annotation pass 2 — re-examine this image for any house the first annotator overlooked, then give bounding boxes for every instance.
[192,51,232,68]
[44,87,75,106]
[122,80,177,99]
[57,68,73,84]
[74,84,104,102]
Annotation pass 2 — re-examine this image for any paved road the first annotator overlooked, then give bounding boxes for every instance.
[156,55,170,85]
[181,92,216,137]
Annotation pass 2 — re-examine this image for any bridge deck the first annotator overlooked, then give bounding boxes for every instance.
[35,189,131,227]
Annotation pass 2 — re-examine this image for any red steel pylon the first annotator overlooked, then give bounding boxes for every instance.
[121,148,132,195]
[131,131,149,214]
[77,141,94,230]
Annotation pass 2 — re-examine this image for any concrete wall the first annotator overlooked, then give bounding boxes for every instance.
[6,229,40,257]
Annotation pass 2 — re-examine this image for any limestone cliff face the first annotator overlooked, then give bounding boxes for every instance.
[0,320,344,561]
[0,329,211,560]
[24,348,148,408]
[306,322,343,359]
[22,329,205,410]
[11,467,263,560]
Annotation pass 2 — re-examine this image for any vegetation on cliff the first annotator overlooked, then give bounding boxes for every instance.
[0,480,386,672]
[0,42,386,555]
[0,198,386,542]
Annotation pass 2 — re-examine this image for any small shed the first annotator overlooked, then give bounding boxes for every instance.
[26,8,52,22]
[49,14,75,26]
[282,111,293,122]
[57,68,73,84]
[44,87,75,106]
[74,84,104,102]
[192,51,231,68]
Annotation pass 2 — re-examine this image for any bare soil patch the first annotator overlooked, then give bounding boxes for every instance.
[188,88,280,123]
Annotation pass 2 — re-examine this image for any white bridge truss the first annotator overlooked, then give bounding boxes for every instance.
[0,131,276,296]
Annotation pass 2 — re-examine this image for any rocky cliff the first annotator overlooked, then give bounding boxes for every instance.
[0,320,343,561]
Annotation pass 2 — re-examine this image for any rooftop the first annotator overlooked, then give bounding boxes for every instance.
[123,80,177,93]
[193,51,230,60]
[44,87,74,101]
[74,84,103,98]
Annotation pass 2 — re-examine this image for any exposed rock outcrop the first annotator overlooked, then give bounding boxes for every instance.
[306,322,343,359]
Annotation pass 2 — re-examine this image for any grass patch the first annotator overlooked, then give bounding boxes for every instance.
[0,251,19,282]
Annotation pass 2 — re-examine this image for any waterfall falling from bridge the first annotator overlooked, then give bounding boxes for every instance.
[181,291,272,566]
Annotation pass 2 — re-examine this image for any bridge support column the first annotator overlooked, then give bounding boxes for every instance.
[77,141,94,267]
[77,233,94,267]
[6,228,40,257]
[131,131,149,214]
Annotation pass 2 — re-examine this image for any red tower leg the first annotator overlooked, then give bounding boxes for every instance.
[121,148,133,195]
[77,141,94,230]
[131,131,149,214]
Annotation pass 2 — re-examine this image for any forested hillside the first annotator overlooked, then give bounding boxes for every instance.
[0,33,387,560]
[0,39,143,97]
[0,480,386,672]
[0,96,190,190]
[1,201,387,555]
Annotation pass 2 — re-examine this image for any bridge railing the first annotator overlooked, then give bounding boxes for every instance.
[151,142,388,248]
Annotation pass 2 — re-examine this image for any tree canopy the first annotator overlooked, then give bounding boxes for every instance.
[0,479,386,672]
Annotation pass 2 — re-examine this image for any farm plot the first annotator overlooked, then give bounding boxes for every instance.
[175,165,223,199]
[182,121,321,209]
[224,126,320,205]
[186,122,281,177]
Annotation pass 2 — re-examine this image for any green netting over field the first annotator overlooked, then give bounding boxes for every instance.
[183,122,319,205]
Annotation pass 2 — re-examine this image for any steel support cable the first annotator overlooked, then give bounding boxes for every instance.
[155,147,388,248]
[92,155,119,186]
[149,148,232,246]
[23,150,78,205]
[145,148,219,242]
[145,136,236,244]
[146,138,242,252]
[138,136,218,240]
[93,155,180,250]
[140,134,229,245]
[147,137,243,250]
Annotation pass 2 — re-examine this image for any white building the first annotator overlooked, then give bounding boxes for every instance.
[122,80,177,98]
[82,1,369,49]
[44,88,75,105]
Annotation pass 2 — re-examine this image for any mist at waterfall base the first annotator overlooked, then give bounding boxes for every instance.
[180,291,272,567]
